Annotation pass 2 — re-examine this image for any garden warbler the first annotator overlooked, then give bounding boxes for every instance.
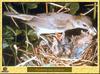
[5,12,97,36]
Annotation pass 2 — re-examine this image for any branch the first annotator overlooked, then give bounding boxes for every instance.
[49,3,70,11]
[45,3,49,14]
[16,56,41,66]
[81,8,94,15]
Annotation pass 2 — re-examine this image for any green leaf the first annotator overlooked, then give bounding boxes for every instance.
[6,26,16,36]
[15,29,22,35]
[26,3,38,9]
[8,5,19,14]
[28,30,35,35]
[28,30,37,41]
[65,3,71,7]
[3,42,9,49]
[69,3,79,14]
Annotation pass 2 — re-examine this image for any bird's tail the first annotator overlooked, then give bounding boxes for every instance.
[4,12,39,21]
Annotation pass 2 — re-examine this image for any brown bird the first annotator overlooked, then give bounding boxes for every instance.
[5,12,96,36]
[4,12,97,56]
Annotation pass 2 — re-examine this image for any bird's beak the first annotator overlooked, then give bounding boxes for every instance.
[88,27,97,36]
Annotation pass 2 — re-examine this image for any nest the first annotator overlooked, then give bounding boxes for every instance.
[16,29,97,66]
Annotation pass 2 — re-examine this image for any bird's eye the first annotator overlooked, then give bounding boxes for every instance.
[83,24,87,27]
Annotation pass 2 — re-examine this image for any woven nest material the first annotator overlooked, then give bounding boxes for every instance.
[16,30,97,66]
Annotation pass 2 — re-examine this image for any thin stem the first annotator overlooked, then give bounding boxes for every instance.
[16,56,41,66]
[6,56,12,66]
[81,8,94,15]
[2,57,5,66]
[49,3,70,11]
[85,4,98,7]
[21,3,29,50]
[4,3,18,65]
[4,3,19,28]
[4,3,17,43]
[57,6,66,13]
[3,53,13,57]
[16,56,22,63]
[93,3,97,19]
[9,45,17,65]
[21,3,25,14]
[13,44,33,55]
[46,3,48,14]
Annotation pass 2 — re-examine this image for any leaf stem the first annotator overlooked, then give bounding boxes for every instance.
[46,3,48,14]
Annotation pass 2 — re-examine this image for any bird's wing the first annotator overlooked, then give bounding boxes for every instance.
[48,13,74,28]
[4,12,38,21]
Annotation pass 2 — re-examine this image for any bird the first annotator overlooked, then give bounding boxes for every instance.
[4,12,97,56]
[4,12,96,36]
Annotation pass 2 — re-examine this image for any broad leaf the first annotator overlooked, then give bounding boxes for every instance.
[69,3,79,14]
[26,3,38,9]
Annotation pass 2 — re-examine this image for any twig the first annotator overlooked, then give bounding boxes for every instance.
[63,10,70,13]
[16,56,38,66]
[81,8,94,15]
[85,4,98,7]
[3,53,13,57]
[23,54,35,65]
[16,56,22,63]
[57,4,70,13]
[18,49,33,55]
[21,3,25,14]
[46,3,48,14]
[25,40,34,49]
[4,3,19,28]
[57,6,66,13]
[13,44,33,55]
[49,3,70,11]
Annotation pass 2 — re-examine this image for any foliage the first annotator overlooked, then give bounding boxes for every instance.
[68,3,79,14]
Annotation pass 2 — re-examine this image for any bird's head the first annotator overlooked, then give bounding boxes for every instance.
[74,15,97,36]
